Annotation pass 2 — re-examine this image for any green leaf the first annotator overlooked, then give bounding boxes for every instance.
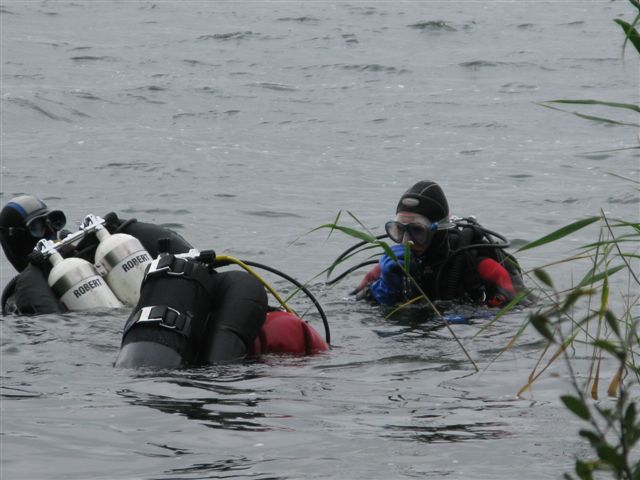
[575,459,595,480]
[561,288,595,312]
[534,268,554,288]
[624,403,637,432]
[596,445,625,471]
[530,314,555,341]
[592,340,625,361]
[615,18,640,55]
[516,217,601,252]
[403,242,412,275]
[544,98,640,113]
[561,395,591,420]
[537,102,640,126]
[579,429,603,448]
[311,223,378,244]
[577,264,626,288]
[604,310,621,338]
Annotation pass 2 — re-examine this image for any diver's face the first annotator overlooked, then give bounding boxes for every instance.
[392,212,431,254]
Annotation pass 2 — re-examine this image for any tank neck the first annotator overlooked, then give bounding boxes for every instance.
[48,250,64,266]
[95,226,111,242]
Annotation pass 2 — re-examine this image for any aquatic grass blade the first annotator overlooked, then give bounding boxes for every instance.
[543,99,640,113]
[577,264,626,289]
[534,268,554,288]
[537,102,640,127]
[516,216,601,253]
[614,18,640,54]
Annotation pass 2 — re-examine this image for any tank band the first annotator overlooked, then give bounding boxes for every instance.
[51,263,101,297]
[100,239,147,272]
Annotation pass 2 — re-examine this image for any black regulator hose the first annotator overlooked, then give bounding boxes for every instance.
[325,233,388,285]
[434,227,513,299]
[215,258,330,344]
[454,218,511,249]
[440,227,476,300]
[326,259,379,286]
[332,234,388,266]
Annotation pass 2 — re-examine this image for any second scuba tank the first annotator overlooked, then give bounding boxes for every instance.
[47,250,123,310]
[93,225,152,306]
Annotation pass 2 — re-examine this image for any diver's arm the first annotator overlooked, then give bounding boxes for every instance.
[476,257,516,307]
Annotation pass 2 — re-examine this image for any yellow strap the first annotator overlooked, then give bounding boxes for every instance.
[216,255,296,315]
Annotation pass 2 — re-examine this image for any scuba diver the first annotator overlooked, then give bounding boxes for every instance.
[346,180,526,308]
[1,195,329,367]
[0,194,192,315]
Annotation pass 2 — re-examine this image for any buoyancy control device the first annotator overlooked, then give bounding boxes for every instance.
[115,240,332,368]
[116,243,218,367]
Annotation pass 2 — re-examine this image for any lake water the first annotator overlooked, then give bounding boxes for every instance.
[1,2,638,479]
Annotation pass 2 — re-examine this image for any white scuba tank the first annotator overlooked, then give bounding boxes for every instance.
[47,251,123,310]
[93,227,152,306]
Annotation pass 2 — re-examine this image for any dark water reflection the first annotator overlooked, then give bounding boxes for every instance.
[119,369,275,432]
[384,421,511,444]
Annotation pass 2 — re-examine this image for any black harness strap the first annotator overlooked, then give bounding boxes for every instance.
[144,255,212,286]
[123,305,193,338]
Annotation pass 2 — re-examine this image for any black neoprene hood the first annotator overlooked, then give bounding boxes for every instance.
[395,180,450,222]
[0,195,59,271]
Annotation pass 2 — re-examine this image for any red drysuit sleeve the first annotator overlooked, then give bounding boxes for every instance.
[477,257,516,307]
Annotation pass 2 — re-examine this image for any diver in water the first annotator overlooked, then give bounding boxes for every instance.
[0,195,329,366]
[0,194,192,315]
[353,180,526,307]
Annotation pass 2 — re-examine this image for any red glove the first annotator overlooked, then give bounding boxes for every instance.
[477,257,516,307]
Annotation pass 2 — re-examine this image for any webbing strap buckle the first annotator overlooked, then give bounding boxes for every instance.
[135,305,191,336]
[146,255,194,277]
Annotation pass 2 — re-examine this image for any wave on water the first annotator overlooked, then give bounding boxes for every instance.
[247,82,298,92]
[336,63,409,74]
[68,90,116,103]
[4,96,75,122]
[70,55,119,63]
[119,207,192,216]
[408,20,458,32]
[197,31,259,41]
[607,192,640,205]
[242,210,304,219]
[124,94,165,105]
[459,60,554,71]
[98,162,153,171]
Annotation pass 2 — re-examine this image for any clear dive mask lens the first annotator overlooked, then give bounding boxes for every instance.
[25,210,66,238]
[385,221,435,246]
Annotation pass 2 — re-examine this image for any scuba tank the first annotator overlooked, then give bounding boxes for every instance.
[31,215,126,311]
[92,214,152,306]
[43,243,123,310]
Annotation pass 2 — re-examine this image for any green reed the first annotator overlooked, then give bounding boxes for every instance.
[529,3,640,476]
